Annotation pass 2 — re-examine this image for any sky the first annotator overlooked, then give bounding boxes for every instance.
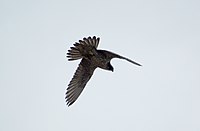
[1,0,200,131]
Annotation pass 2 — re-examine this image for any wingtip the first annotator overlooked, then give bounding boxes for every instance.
[66,101,75,107]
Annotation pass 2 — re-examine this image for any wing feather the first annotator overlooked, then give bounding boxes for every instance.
[65,58,97,106]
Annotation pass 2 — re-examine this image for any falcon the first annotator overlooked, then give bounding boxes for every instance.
[66,36,141,106]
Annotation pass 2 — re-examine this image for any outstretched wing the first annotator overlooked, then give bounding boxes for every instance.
[67,36,100,61]
[98,50,142,66]
[65,58,97,106]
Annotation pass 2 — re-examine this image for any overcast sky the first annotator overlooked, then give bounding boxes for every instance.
[1,0,200,131]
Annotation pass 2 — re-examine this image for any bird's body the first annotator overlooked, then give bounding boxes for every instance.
[66,36,141,106]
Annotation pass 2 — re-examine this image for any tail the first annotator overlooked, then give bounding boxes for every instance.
[67,36,100,61]
[67,46,83,61]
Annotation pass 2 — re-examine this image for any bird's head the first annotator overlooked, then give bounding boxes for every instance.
[107,62,114,72]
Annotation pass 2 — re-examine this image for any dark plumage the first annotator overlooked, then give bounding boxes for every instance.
[66,36,141,106]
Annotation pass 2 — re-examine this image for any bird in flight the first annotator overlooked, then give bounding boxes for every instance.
[66,36,141,106]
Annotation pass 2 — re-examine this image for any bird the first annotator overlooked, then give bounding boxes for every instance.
[65,36,141,106]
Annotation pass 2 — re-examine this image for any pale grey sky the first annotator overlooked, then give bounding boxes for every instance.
[1,0,200,131]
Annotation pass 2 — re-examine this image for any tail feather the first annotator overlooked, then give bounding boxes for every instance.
[67,36,100,61]
[67,47,82,60]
